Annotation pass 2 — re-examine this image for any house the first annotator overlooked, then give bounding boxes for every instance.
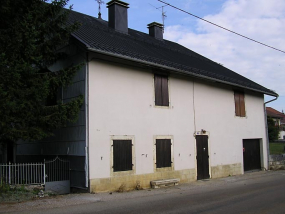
[16,0,278,192]
[266,107,285,140]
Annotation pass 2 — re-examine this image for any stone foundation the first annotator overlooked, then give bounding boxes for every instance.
[269,154,285,170]
[211,163,242,178]
[90,169,196,193]
[90,163,243,193]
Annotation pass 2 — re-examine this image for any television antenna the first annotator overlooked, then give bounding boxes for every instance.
[149,3,168,32]
[96,0,105,19]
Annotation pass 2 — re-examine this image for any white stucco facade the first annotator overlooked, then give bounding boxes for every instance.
[88,59,268,192]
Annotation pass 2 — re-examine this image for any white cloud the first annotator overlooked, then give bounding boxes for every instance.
[164,0,285,104]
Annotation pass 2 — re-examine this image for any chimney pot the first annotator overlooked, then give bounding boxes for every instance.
[107,0,129,34]
[148,22,164,40]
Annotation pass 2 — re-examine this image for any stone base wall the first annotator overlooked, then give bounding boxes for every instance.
[211,163,242,179]
[90,169,196,193]
[90,163,243,193]
[269,154,285,170]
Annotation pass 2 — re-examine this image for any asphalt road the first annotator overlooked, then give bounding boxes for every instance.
[6,171,285,214]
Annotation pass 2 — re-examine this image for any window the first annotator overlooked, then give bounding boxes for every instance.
[154,74,169,106]
[156,139,171,168]
[234,91,245,117]
[113,140,133,172]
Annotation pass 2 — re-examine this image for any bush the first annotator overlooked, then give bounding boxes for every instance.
[267,117,279,141]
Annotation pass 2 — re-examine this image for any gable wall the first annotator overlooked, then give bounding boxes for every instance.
[88,59,267,192]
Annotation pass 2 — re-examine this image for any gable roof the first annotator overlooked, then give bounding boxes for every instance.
[67,10,278,97]
[266,107,285,123]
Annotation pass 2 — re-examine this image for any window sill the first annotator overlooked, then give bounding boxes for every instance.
[154,105,171,109]
[155,166,173,172]
[235,115,247,119]
[111,170,135,177]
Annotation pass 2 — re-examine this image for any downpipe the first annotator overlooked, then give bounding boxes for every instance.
[264,96,278,170]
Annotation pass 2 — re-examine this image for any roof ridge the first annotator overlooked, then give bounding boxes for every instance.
[68,9,211,62]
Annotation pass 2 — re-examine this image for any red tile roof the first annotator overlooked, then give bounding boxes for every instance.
[266,107,285,124]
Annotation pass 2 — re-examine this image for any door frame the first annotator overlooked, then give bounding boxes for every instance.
[194,131,211,180]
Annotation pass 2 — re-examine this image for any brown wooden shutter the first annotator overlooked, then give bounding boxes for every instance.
[240,93,245,117]
[161,76,169,106]
[154,75,169,106]
[154,75,162,106]
[234,92,241,116]
[234,91,245,117]
[113,140,132,172]
[156,139,171,168]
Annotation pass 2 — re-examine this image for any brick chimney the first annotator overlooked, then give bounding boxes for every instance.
[148,22,163,40]
[107,0,129,34]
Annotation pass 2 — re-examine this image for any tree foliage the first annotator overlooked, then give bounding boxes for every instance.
[267,117,279,142]
[0,0,83,143]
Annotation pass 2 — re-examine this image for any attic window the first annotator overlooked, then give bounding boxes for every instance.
[154,74,169,106]
[234,91,246,117]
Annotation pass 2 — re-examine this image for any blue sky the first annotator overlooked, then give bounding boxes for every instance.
[66,0,285,112]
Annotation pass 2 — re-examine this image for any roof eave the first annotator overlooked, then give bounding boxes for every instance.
[87,47,279,98]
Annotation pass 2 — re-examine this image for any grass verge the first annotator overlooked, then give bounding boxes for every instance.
[0,182,45,203]
[269,143,285,155]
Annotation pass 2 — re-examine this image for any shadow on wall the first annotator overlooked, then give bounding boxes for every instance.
[0,143,2,163]
[0,140,15,163]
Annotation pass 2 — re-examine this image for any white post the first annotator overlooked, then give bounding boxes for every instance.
[8,162,11,185]
[43,159,46,185]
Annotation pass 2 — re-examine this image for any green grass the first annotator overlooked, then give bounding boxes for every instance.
[0,182,29,194]
[0,182,40,203]
[269,143,285,155]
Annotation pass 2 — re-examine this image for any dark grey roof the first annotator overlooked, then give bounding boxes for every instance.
[68,10,278,97]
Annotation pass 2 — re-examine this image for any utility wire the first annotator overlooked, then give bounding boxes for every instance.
[158,0,285,54]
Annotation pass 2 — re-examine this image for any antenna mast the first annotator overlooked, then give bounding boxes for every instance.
[161,5,167,32]
[149,3,168,33]
[96,0,105,19]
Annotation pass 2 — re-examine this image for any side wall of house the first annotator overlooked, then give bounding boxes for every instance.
[88,59,267,192]
[16,46,88,189]
[279,131,285,139]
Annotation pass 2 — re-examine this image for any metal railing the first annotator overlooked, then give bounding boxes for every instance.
[0,162,45,185]
[0,157,70,185]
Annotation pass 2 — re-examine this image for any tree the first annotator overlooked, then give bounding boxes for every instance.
[0,0,83,145]
[267,117,279,142]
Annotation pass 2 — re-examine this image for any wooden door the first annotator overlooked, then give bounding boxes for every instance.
[243,139,261,171]
[196,135,210,180]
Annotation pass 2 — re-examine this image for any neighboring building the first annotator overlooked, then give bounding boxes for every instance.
[266,107,285,139]
[16,0,278,192]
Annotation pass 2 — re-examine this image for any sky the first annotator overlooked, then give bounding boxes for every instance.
[66,0,285,112]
